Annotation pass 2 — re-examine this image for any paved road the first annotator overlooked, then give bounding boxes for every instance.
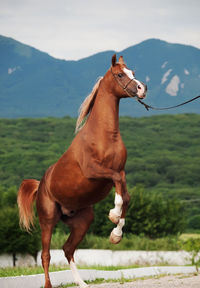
[69,274,200,288]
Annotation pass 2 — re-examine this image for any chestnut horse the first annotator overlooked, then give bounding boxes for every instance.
[17,54,147,288]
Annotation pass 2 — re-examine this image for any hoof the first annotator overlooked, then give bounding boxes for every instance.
[108,209,121,224]
[109,231,122,244]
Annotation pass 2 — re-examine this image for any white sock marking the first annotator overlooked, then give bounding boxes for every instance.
[112,193,123,217]
[113,218,125,236]
[70,260,88,287]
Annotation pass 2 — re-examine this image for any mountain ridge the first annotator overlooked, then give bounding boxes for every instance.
[0,35,199,118]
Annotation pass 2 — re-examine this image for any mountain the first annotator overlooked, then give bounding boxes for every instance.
[0,35,200,118]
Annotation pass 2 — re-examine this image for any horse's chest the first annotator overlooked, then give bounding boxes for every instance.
[113,146,127,169]
[102,142,127,170]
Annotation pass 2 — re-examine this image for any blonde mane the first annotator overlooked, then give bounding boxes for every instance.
[75,77,103,133]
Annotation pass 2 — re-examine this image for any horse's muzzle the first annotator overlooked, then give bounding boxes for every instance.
[137,83,147,99]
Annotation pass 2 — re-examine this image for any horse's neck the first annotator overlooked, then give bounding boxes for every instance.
[87,86,120,136]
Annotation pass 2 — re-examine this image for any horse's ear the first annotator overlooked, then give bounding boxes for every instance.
[118,56,124,65]
[112,54,117,66]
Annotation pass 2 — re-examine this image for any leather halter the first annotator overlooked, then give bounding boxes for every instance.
[110,67,137,98]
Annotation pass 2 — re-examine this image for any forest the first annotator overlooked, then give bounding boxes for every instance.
[0,114,200,257]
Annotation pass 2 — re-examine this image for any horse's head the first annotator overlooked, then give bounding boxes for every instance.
[110,54,147,99]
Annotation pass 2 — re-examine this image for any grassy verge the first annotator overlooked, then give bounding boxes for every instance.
[0,265,70,277]
[180,233,200,241]
[0,264,142,278]
[0,263,181,278]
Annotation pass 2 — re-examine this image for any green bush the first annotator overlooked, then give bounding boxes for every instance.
[188,215,200,230]
[0,207,40,266]
[125,185,185,238]
[181,238,200,272]
[0,186,17,207]
[89,191,114,237]
[90,185,185,238]
[51,231,180,251]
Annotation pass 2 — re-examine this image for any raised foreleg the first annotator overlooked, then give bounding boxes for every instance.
[82,160,124,223]
[81,160,129,238]
[110,170,130,244]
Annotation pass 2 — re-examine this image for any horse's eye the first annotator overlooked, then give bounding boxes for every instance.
[118,73,123,78]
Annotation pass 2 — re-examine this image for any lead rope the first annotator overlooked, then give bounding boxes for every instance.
[110,67,200,111]
[137,95,200,111]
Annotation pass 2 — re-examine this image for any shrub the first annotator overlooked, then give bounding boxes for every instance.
[51,231,180,251]
[181,238,200,272]
[89,185,185,238]
[0,207,40,266]
[188,215,200,230]
[125,185,185,238]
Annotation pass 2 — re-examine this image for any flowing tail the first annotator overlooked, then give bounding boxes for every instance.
[17,179,40,231]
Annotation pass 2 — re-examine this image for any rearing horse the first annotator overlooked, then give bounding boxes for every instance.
[17,54,147,288]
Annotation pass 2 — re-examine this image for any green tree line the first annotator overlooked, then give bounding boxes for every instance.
[0,114,200,257]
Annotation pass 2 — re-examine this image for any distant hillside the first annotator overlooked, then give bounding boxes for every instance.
[0,114,200,230]
[0,35,200,118]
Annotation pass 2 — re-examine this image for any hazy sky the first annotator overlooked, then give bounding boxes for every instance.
[0,0,199,60]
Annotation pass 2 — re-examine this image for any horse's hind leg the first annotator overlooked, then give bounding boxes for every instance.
[62,206,94,288]
[37,189,60,288]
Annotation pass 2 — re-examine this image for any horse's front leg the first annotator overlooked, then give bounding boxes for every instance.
[108,181,123,224]
[80,161,129,244]
[109,170,130,244]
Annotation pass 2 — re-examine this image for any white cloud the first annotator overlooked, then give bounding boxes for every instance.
[0,0,200,60]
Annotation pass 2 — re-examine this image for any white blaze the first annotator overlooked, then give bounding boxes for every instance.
[123,67,135,79]
[123,67,145,97]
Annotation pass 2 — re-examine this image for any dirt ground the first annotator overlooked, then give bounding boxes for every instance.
[69,274,200,288]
